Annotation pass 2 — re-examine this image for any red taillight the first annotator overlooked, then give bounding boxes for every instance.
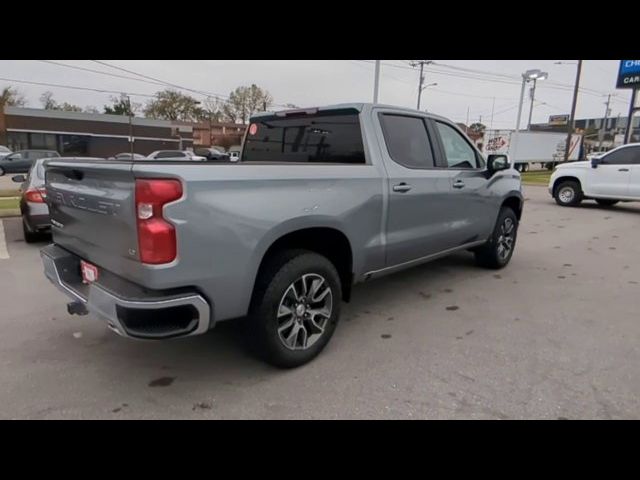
[135,179,182,264]
[25,188,46,203]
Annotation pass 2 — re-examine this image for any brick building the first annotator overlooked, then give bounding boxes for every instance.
[1,107,194,157]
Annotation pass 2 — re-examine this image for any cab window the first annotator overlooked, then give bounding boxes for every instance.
[436,122,482,169]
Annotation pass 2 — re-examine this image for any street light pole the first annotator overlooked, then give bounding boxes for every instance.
[512,74,528,162]
[512,69,548,164]
[564,60,582,162]
[527,78,538,129]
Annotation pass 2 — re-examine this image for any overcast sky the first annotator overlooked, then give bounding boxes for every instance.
[0,60,634,128]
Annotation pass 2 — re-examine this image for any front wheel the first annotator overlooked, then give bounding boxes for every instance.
[475,207,518,269]
[247,250,341,368]
[554,180,583,207]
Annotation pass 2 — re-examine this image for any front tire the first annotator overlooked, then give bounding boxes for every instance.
[596,199,619,207]
[475,207,518,269]
[247,250,341,368]
[554,180,583,207]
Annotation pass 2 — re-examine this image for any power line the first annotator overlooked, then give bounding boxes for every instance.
[91,60,294,109]
[38,60,169,88]
[0,77,157,98]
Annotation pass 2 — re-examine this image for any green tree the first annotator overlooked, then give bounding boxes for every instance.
[144,89,203,121]
[1,86,27,108]
[223,84,273,124]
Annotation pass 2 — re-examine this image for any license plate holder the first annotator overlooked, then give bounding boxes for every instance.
[80,260,99,284]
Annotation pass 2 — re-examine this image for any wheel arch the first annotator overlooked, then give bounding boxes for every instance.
[552,175,582,196]
[252,225,355,303]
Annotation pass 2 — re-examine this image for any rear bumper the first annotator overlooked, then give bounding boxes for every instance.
[41,244,212,339]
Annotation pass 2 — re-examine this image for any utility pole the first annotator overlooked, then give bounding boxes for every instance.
[624,88,638,144]
[0,103,6,148]
[126,95,134,158]
[410,60,433,110]
[564,60,582,162]
[373,60,381,103]
[598,94,612,150]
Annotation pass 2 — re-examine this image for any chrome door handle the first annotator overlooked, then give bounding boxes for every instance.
[453,180,465,189]
[392,183,412,193]
[618,168,629,172]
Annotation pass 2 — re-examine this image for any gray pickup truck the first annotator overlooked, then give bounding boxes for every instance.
[41,103,523,368]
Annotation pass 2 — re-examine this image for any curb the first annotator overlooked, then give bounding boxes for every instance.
[0,209,20,218]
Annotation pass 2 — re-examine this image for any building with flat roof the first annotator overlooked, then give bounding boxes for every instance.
[2,107,194,157]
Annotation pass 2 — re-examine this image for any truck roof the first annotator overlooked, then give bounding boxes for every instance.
[251,103,451,123]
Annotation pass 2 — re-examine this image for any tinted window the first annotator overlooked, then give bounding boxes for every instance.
[436,122,479,169]
[601,146,640,165]
[156,151,185,159]
[60,135,89,156]
[242,110,365,164]
[379,114,435,169]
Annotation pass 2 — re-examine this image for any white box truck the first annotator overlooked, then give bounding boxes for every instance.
[483,130,582,171]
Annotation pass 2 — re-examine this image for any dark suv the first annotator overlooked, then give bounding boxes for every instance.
[194,147,231,162]
[0,150,59,175]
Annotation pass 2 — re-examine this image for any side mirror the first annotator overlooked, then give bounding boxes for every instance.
[11,174,26,183]
[487,154,510,175]
[591,157,601,168]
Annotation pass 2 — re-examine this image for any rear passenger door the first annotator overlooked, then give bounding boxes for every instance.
[431,120,496,244]
[623,146,640,199]
[375,110,455,267]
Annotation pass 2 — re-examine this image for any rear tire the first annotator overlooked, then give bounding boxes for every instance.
[596,199,619,207]
[0,166,4,176]
[246,249,342,368]
[22,219,41,243]
[475,207,518,269]
[554,180,583,207]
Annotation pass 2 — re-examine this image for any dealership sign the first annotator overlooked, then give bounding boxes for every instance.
[548,114,569,126]
[617,60,640,88]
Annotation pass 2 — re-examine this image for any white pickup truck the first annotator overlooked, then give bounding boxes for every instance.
[549,143,640,207]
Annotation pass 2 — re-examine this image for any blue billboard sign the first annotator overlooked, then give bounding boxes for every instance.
[617,60,640,89]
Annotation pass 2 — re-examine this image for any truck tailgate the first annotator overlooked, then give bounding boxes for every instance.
[45,159,140,270]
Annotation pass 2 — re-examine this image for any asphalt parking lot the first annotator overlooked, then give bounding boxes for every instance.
[1,185,639,419]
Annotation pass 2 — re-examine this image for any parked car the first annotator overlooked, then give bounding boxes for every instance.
[146,150,206,161]
[549,143,640,207]
[110,153,147,160]
[194,147,231,162]
[41,103,523,368]
[12,158,51,243]
[229,150,240,162]
[0,150,59,175]
[0,145,11,160]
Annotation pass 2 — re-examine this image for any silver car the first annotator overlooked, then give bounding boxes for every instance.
[12,158,51,243]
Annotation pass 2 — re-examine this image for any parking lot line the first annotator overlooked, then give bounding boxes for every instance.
[0,220,9,259]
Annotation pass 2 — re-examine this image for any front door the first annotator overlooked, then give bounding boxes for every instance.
[619,145,640,199]
[431,120,496,245]
[589,146,636,198]
[375,110,455,267]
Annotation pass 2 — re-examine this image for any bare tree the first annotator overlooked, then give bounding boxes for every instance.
[1,86,27,108]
